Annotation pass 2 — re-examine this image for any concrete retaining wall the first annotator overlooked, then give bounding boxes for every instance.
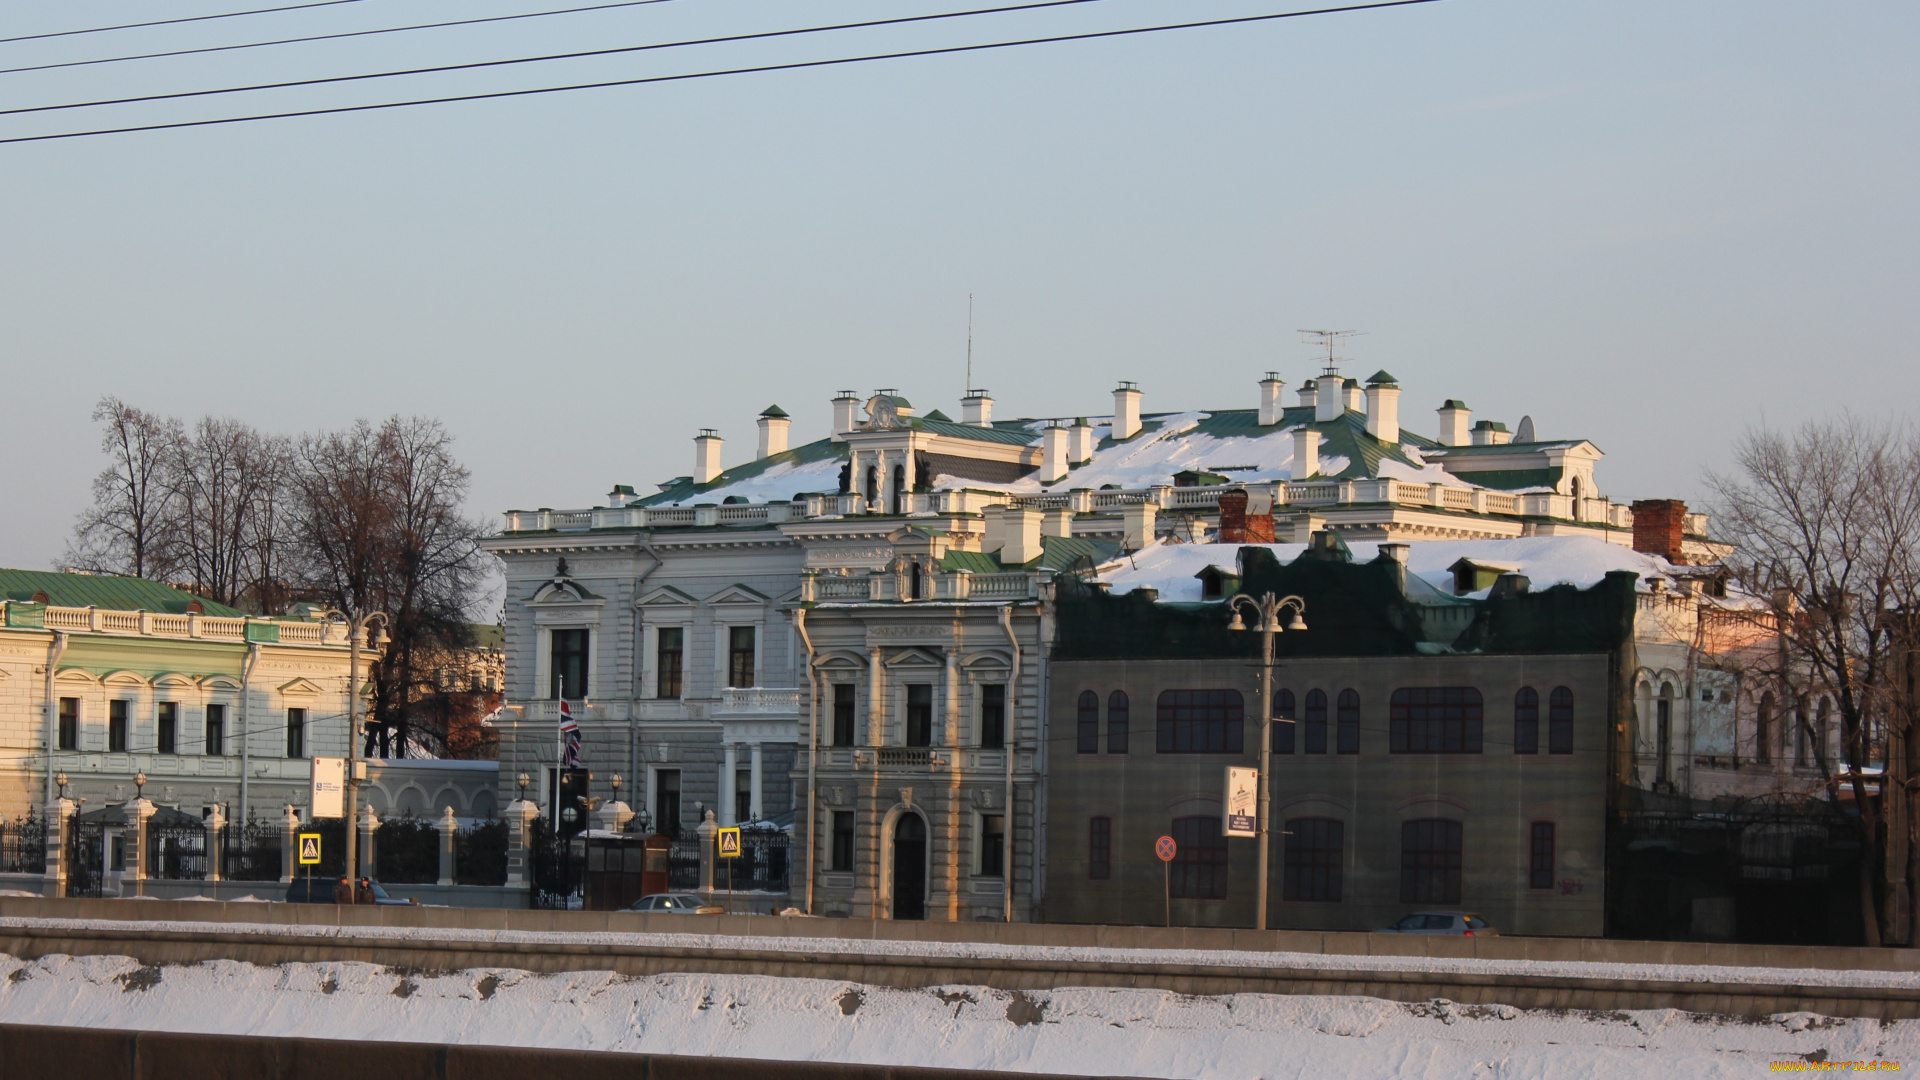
[0,873,526,908]
[0,1024,1114,1080]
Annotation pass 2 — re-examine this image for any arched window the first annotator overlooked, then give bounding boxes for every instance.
[864,464,878,503]
[1283,818,1343,902]
[1336,690,1361,754]
[1076,691,1099,754]
[1272,689,1296,755]
[1107,691,1130,754]
[1548,687,1574,754]
[1303,690,1328,754]
[1756,691,1775,765]
[1513,687,1539,754]
[890,464,906,513]
[1657,682,1674,782]
[1400,818,1463,904]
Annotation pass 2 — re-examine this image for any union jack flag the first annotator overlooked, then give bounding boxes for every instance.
[559,699,581,768]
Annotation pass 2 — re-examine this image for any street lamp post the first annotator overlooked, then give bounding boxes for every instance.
[319,608,389,889]
[1225,590,1307,931]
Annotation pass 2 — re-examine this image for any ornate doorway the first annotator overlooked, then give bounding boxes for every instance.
[891,812,927,920]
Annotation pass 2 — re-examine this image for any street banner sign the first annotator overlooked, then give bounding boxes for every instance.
[297,833,322,866]
[1224,766,1258,837]
[1155,835,1177,862]
[310,757,345,819]
[716,827,742,858]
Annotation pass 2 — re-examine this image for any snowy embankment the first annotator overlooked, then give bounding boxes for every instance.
[0,950,1904,1079]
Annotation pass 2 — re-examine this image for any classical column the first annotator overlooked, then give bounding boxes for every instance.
[868,649,885,746]
[721,744,739,825]
[437,806,458,887]
[943,649,961,747]
[749,743,764,821]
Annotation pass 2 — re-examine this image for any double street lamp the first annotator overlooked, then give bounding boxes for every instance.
[317,608,389,887]
[1226,590,1307,932]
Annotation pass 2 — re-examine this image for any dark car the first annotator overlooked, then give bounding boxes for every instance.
[1378,911,1498,936]
[284,876,417,905]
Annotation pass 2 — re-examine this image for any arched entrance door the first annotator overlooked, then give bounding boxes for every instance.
[891,813,927,920]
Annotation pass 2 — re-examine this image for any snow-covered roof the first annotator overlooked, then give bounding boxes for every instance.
[1098,535,1691,603]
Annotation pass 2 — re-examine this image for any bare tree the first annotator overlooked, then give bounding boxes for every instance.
[289,417,489,758]
[1708,416,1920,947]
[64,397,184,580]
[170,417,292,608]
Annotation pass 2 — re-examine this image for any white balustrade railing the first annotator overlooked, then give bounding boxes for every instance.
[716,687,804,714]
[22,605,344,647]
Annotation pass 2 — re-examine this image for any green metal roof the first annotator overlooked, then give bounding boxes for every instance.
[1426,440,1593,457]
[922,408,952,422]
[638,435,847,506]
[915,417,1040,445]
[0,569,244,616]
[940,535,1119,573]
[1440,399,1468,410]
[1367,370,1399,386]
[759,404,789,418]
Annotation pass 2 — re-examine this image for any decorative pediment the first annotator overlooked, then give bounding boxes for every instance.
[530,579,603,605]
[278,677,324,696]
[814,651,869,670]
[203,676,242,691]
[54,668,98,685]
[884,647,944,668]
[153,672,197,689]
[707,583,770,606]
[961,650,1013,670]
[101,670,148,687]
[635,585,698,608]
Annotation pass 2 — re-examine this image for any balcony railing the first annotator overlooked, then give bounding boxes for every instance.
[715,687,804,715]
[3,604,343,645]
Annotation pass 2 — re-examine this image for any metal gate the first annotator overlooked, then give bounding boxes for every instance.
[66,818,105,898]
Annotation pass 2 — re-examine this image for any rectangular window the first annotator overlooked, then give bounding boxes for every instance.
[728,625,756,688]
[905,684,933,747]
[205,703,226,757]
[157,702,177,755]
[1170,816,1228,899]
[980,684,1006,749]
[1336,690,1361,754]
[735,769,752,824]
[1389,688,1484,754]
[1088,816,1112,880]
[654,769,682,835]
[1283,818,1344,902]
[1400,819,1463,904]
[58,698,78,751]
[1155,690,1245,754]
[285,707,305,758]
[550,628,590,699]
[831,811,855,872]
[1529,822,1555,889]
[979,814,1005,877]
[1077,691,1099,754]
[832,683,857,746]
[656,627,683,699]
[109,700,128,753]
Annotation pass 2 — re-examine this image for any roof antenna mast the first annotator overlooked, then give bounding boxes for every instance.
[1297,328,1362,377]
[966,293,974,396]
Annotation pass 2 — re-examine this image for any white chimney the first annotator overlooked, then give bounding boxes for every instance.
[1112,382,1142,440]
[1069,418,1096,464]
[1292,428,1321,479]
[1298,382,1318,410]
[694,429,724,484]
[1120,501,1157,550]
[981,504,1008,553]
[1041,425,1070,484]
[1344,379,1365,413]
[1471,421,1513,446]
[756,405,790,459]
[1041,508,1073,538]
[1002,508,1044,566]
[1259,372,1286,426]
[1437,400,1470,446]
[830,391,860,442]
[1363,372,1400,445]
[1314,377,1344,422]
[961,389,994,427]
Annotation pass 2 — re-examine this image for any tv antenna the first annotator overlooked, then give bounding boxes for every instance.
[966,293,974,395]
[1298,329,1362,376]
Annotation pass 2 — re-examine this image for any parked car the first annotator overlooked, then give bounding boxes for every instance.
[626,893,724,914]
[284,876,418,906]
[1379,912,1498,936]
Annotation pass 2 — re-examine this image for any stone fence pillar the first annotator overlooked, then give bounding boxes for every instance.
[126,797,155,897]
[42,797,74,898]
[280,806,300,883]
[204,805,226,883]
[696,809,718,894]
[595,799,634,834]
[437,806,458,887]
[357,806,380,878]
[505,799,539,890]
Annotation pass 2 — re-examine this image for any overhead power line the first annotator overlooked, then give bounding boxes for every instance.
[0,0,1446,147]
[0,0,380,46]
[0,0,1119,118]
[0,0,694,78]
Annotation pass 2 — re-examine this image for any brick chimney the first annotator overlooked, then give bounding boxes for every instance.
[1631,499,1688,565]
[1217,489,1275,544]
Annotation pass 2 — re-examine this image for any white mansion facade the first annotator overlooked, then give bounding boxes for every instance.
[484,370,1719,920]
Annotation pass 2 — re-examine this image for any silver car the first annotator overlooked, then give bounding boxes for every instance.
[626,893,722,914]
[1380,911,1498,936]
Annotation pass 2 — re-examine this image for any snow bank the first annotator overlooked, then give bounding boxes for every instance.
[0,951,1900,1078]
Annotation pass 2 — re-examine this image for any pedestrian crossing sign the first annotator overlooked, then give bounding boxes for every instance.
[297,832,322,865]
[716,827,741,858]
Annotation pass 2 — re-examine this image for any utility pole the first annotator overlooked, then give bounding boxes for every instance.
[1226,591,1307,931]
[323,608,388,890]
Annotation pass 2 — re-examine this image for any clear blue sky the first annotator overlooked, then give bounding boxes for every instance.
[2,0,1914,574]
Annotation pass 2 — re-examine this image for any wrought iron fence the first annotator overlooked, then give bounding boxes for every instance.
[529,818,583,909]
[716,828,790,893]
[456,819,507,886]
[149,821,208,880]
[668,829,702,891]
[66,820,105,898]
[0,811,46,875]
[222,815,284,882]
[375,814,440,885]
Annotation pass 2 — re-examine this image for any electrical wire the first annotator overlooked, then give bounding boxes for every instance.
[0,0,383,46]
[0,0,1444,145]
[0,0,694,78]
[0,0,1119,118]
